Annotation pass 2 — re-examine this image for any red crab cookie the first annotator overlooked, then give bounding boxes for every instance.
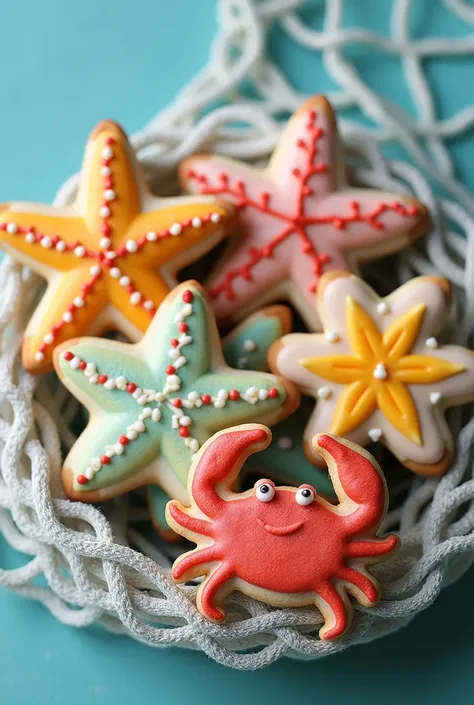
[180,95,429,329]
[166,425,398,641]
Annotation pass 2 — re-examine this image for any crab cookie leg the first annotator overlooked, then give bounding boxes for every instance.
[316,582,349,641]
[346,536,398,558]
[166,501,214,539]
[197,564,234,622]
[189,425,271,517]
[335,566,378,605]
[314,434,388,535]
[171,545,220,582]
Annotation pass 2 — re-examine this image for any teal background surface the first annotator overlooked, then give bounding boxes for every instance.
[1,1,474,703]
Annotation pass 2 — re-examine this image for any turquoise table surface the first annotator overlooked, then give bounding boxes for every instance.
[1,1,474,703]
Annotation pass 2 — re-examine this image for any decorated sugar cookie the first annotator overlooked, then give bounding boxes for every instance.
[149,307,332,536]
[269,272,474,475]
[0,121,233,373]
[166,426,398,640]
[54,281,298,503]
[180,95,429,328]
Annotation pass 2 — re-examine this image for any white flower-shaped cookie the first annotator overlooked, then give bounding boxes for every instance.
[269,271,474,476]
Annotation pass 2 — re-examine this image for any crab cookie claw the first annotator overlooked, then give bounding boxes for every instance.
[189,424,272,518]
[312,433,390,535]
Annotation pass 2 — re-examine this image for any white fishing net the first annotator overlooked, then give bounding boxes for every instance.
[1,0,474,670]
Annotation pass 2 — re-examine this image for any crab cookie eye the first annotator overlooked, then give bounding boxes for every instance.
[255,482,275,503]
[295,487,314,506]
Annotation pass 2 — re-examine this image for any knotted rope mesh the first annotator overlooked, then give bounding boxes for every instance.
[1,0,474,670]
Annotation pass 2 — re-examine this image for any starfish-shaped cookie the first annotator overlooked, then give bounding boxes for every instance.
[180,95,429,329]
[0,121,233,373]
[54,281,298,502]
[269,271,474,476]
[148,305,332,537]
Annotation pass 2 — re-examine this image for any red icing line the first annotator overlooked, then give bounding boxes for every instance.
[187,109,419,300]
[169,430,398,639]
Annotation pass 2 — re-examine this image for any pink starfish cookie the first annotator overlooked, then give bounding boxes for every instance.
[180,96,430,329]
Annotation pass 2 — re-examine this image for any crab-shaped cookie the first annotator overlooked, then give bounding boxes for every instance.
[166,426,398,641]
[180,95,429,329]
[270,272,474,475]
[54,281,298,503]
[0,120,232,373]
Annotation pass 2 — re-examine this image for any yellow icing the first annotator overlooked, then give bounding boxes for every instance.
[302,296,465,444]
[0,121,231,373]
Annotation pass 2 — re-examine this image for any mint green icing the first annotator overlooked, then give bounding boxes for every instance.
[59,285,287,493]
[222,313,283,371]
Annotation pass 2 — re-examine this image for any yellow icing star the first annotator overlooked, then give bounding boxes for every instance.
[0,120,233,373]
[301,297,465,444]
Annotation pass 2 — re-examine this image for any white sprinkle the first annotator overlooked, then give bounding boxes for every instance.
[62,312,73,323]
[89,374,98,384]
[168,348,180,360]
[102,146,114,159]
[179,416,192,427]
[170,223,182,236]
[104,379,116,390]
[217,389,229,400]
[182,303,193,317]
[317,386,332,400]
[368,428,383,442]
[74,245,85,257]
[141,408,153,418]
[91,459,101,471]
[247,386,258,397]
[25,232,35,243]
[258,389,268,401]
[426,337,439,349]
[144,300,154,310]
[73,297,84,308]
[137,394,148,406]
[110,267,121,279]
[100,206,110,218]
[152,408,161,422]
[6,223,17,234]
[85,362,96,373]
[89,265,101,276]
[174,312,184,324]
[125,239,138,253]
[237,357,248,369]
[134,421,146,433]
[167,374,181,386]
[119,276,130,287]
[174,356,187,368]
[243,339,257,352]
[188,391,199,402]
[373,363,387,380]
[192,216,202,228]
[114,443,124,456]
[325,331,340,343]
[214,399,226,409]
[430,392,442,405]
[99,237,111,249]
[130,291,141,305]
[106,251,116,259]
[115,376,127,390]
[278,436,293,450]
[189,439,200,452]
[40,236,52,248]
[85,467,95,480]
[127,430,138,440]
[171,415,179,430]
[104,189,115,202]
[146,231,157,242]
[180,335,193,347]
[132,388,143,400]
[194,399,202,408]
[55,240,66,252]
[35,351,45,362]
[211,212,221,223]
[101,165,111,176]
[154,392,165,403]
[105,448,115,458]
[43,333,54,344]
[70,356,81,370]
[377,301,390,315]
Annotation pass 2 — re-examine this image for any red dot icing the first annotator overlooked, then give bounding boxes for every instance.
[77,475,88,485]
[182,290,194,303]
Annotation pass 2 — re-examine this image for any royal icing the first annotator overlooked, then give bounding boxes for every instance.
[55,282,298,502]
[0,121,232,373]
[167,426,398,640]
[180,95,429,328]
[270,272,474,475]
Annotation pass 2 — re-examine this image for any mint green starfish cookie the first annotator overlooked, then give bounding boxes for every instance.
[148,304,334,536]
[54,281,298,504]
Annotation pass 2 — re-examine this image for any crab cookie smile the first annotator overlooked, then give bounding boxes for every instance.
[0,120,233,373]
[257,518,304,536]
[166,425,398,640]
[180,94,429,329]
